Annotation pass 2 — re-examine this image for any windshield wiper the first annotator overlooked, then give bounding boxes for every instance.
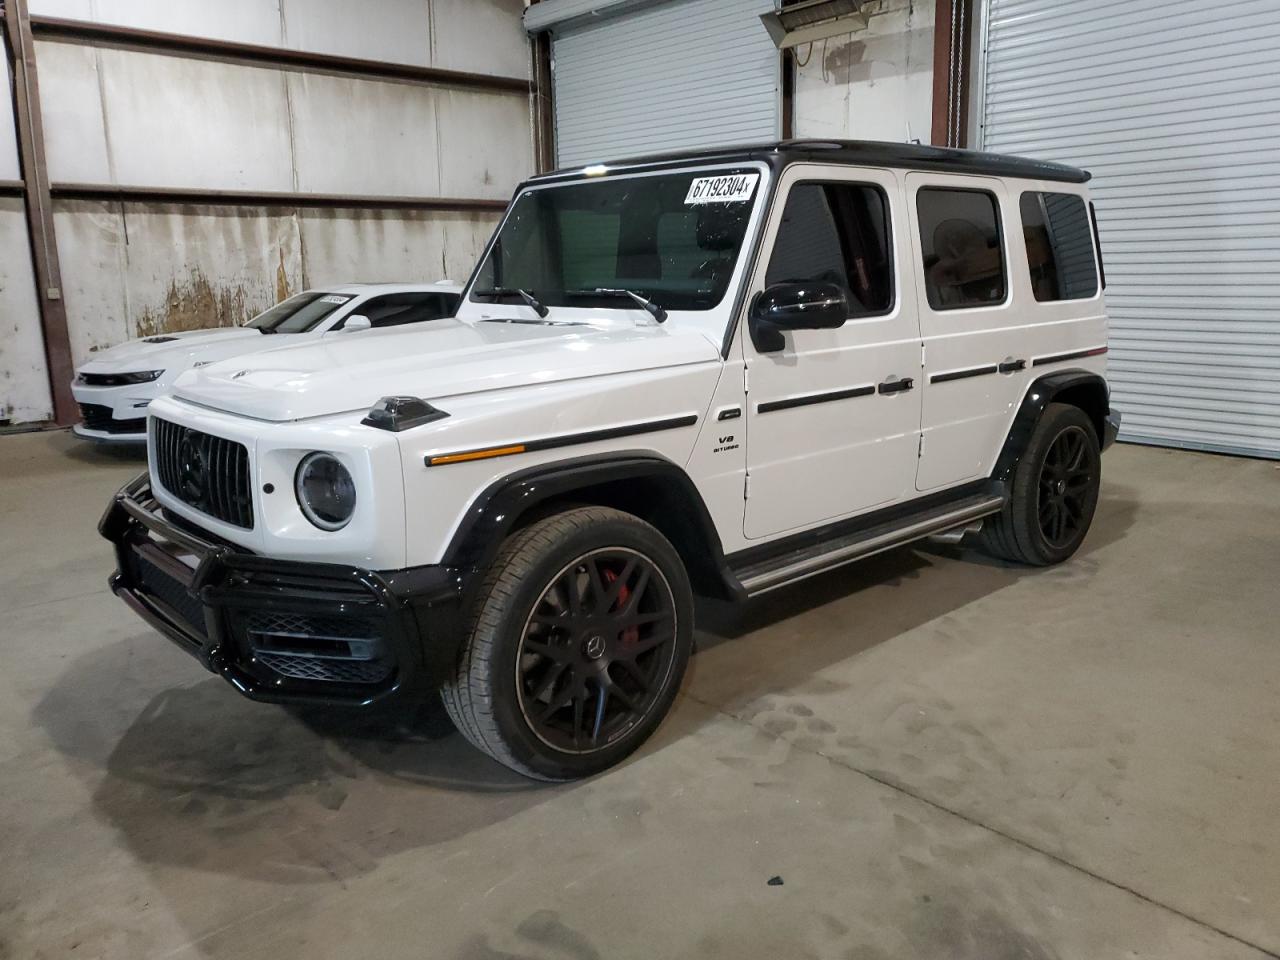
[472,286,549,318]
[570,288,667,324]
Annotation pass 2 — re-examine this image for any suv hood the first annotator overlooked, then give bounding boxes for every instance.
[79,327,262,373]
[171,317,721,422]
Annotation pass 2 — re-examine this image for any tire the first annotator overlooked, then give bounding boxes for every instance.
[978,402,1101,566]
[441,506,694,781]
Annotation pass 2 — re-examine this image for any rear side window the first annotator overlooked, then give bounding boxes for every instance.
[1020,192,1099,301]
[916,188,1006,310]
[765,182,894,318]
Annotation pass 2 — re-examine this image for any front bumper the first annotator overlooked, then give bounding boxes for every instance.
[100,473,466,706]
[1103,410,1122,451]
[71,382,153,441]
[73,422,147,444]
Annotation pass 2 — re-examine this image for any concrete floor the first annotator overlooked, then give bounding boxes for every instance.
[1,431,1278,960]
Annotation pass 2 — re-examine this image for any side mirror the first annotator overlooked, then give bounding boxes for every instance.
[749,282,848,353]
[342,314,372,332]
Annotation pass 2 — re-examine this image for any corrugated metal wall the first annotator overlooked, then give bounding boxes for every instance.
[979,0,1280,458]
[551,0,779,167]
[1,0,534,426]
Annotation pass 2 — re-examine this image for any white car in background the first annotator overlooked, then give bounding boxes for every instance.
[71,281,462,443]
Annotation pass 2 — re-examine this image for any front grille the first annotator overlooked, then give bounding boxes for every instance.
[133,553,207,640]
[153,418,254,529]
[79,402,146,434]
[243,611,392,685]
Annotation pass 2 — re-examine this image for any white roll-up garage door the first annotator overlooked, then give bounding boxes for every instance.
[978,0,1280,458]
[549,0,780,168]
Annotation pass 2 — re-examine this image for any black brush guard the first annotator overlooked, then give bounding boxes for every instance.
[100,473,465,706]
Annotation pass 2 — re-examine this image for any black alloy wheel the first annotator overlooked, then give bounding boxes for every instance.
[1037,424,1096,550]
[977,402,1102,566]
[441,506,694,780]
[516,548,678,754]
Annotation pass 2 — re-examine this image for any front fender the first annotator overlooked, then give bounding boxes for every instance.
[442,451,740,601]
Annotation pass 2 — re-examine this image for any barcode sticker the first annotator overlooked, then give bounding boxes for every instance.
[684,173,759,205]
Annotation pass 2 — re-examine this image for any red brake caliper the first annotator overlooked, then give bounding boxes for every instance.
[603,568,640,649]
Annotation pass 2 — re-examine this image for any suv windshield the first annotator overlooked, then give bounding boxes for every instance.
[246,292,354,334]
[470,168,761,313]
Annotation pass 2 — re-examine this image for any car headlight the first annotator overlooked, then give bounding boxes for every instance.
[74,369,164,385]
[294,452,356,531]
[120,369,164,384]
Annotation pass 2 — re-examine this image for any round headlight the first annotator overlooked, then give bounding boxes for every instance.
[294,452,356,531]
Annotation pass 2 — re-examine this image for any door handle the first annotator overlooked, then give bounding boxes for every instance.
[998,358,1027,374]
[878,376,914,395]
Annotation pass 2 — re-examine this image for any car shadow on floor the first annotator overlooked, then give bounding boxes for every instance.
[62,437,148,466]
[29,484,1138,890]
[34,653,568,886]
[682,484,1139,710]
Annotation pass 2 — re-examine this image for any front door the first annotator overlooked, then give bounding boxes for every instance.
[743,165,922,540]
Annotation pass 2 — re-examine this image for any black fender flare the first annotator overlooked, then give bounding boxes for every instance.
[994,370,1111,483]
[441,451,741,600]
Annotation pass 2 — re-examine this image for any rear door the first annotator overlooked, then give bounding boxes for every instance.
[906,174,1025,491]
[743,164,922,540]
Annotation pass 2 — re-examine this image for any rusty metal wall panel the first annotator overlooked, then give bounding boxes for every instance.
[296,208,501,288]
[53,200,303,365]
[1,67,19,181]
[0,201,54,423]
[51,201,497,364]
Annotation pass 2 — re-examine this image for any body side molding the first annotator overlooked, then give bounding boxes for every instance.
[756,384,875,414]
[1032,346,1108,367]
[424,415,698,467]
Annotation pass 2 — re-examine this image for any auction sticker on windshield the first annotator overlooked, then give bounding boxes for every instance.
[685,173,759,205]
[320,295,352,305]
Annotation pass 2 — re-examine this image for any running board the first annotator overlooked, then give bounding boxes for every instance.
[733,493,1005,597]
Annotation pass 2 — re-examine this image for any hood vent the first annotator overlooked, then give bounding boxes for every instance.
[143,335,179,343]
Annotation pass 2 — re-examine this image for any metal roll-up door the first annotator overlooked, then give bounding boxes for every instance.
[978,0,1280,458]
[550,0,780,168]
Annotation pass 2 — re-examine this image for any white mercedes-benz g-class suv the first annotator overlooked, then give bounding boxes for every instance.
[101,140,1119,780]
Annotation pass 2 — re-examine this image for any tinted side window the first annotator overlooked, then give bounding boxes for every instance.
[1020,192,1099,301]
[355,293,457,328]
[916,188,1006,310]
[765,182,893,318]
